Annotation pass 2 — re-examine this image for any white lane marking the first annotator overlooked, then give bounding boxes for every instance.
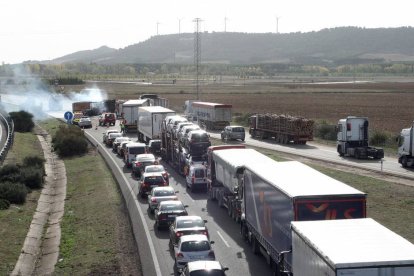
[217,231,230,248]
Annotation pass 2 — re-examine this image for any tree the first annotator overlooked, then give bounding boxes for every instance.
[9,111,35,132]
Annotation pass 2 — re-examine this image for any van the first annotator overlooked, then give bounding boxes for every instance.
[124,142,147,167]
[186,164,207,192]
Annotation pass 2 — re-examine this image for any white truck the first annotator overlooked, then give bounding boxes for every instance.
[191,101,232,130]
[122,99,150,133]
[137,106,175,143]
[207,148,277,221]
[290,218,414,276]
[397,122,414,167]
[336,116,384,159]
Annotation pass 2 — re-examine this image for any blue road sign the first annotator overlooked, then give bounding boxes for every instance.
[64,111,73,121]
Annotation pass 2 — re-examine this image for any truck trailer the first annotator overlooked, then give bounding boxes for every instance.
[249,114,314,144]
[240,161,367,273]
[336,116,384,159]
[137,106,175,143]
[192,102,232,130]
[291,218,414,276]
[72,101,92,114]
[207,148,276,222]
[397,122,414,167]
[121,99,150,133]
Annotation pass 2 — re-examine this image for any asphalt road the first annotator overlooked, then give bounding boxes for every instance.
[86,123,274,276]
[208,130,414,183]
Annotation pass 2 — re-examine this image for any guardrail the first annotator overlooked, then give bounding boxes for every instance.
[0,109,14,164]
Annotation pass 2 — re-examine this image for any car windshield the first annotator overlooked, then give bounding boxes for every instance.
[153,189,175,197]
[191,156,207,162]
[194,169,205,178]
[232,127,244,132]
[191,133,209,142]
[143,176,164,185]
[189,270,225,276]
[161,203,184,212]
[129,147,146,154]
[177,219,204,228]
[146,166,164,173]
[181,240,210,252]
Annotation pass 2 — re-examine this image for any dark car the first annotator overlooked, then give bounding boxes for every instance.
[185,130,211,156]
[154,200,188,230]
[180,261,228,276]
[138,172,168,198]
[99,112,116,126]
[148,139,161,155]
[169,216,208,246]
[221,126,245,141]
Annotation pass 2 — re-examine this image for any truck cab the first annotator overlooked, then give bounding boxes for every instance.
[397,125,414,167]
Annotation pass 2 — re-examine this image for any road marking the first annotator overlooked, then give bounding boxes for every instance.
[217,231,230,247]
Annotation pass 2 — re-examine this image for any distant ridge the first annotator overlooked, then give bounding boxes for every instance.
[45,27,414,65]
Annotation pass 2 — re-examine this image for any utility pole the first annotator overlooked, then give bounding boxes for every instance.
[193,18,202,100]
[156,21,160,35]
[178,18,184,34]
[224,16,228,32]
[275,16,280,34]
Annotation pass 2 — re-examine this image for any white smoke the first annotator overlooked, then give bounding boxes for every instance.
[0,65,107,120]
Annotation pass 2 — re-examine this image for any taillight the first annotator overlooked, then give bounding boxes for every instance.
[162,172,168,178]
[151,197,157,203]
[201,231,208,236]
[136,162,142,167]
[208,251,215,258]
[142,182,148,188]
[175,231,183,238]
[176,252,184,259]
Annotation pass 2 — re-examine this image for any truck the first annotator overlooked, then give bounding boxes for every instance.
[137,106,176,143]
[139,94,169,108]
[336,116,384,159]
[397,122,414,167]
[72,101,92,114]
[207,148,276,222]
[249,113,314,144]
[121,99,150,133]
[290,218,414,276]
[240,161,367,273]
[191,102,232,130]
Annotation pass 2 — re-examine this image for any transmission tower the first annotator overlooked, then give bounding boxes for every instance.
[193,18,202,100]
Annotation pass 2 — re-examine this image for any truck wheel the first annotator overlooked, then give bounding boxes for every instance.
[355,150,360,159]
[402,156,408,168]
[251,237,260,255]
[337,146,344,157]
[227,203,233,217]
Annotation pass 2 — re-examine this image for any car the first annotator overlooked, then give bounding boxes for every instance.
[106,132,123,147]
[154,200,188,229]
[179,125,201,145]
[99,112,116,126]
[179,261,229,276]
[124,142,147,167]
[72,112,83,125]
[174,234,215,271]
[112,137,131,152]
[185,164,207,192]
[78,116,92,128]
[138,172,168,198]
[103,129,119,143]
[147,186,178,213]
[148,139,161,155]
[185,130,211,155]
[169,216,208,247]
[221,126,245,142]
[132,153,157,177]
[168,116,188,134]
[174,122,194,138]
[144,164,169,184]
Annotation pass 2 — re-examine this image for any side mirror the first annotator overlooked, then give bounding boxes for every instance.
[210,241,215,244]
[203,219,208,223]
[184,205,189,208]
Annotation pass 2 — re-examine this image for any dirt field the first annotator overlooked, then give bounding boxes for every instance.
[71,79,414,134]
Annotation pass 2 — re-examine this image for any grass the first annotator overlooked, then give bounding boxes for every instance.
[0,131,43,275]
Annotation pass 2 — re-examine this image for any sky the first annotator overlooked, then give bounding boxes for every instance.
[1,0,413,64]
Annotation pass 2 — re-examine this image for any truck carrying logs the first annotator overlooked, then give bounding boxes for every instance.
[249,113,314,144]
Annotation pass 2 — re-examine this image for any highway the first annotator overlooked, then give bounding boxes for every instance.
[85,122,274,276]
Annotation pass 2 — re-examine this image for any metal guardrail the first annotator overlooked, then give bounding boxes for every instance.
[0,109,14,164]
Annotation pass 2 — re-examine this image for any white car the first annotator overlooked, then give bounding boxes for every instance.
[179,125,201,145]
[132,153,156,177]
[147,186,178,213]
[174,234,215,271]
[103,129,119,143]
[180,261,229,276]
[78,116,92,128]
[145,164,169,184]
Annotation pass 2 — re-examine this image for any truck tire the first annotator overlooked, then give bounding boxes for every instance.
[401,156,408,168]
[355,149,360,159]
[251,236,260,255]
[337,145,344,157]
[227,202,233,217]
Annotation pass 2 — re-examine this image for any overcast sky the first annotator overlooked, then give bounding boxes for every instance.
[1,0,413,64]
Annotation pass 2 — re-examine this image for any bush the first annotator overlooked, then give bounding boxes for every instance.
[370,130,388,146]
[23,155,46,178]
[52,125,88,157]
[9,110,35,132]
[0,164,22,183]
[21,167,44,189]
[0,182,27,204]
[315,120,337,141]
[0,198,10,210]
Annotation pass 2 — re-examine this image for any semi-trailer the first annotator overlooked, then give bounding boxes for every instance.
[240,161,366,273]
[191,101,232,130]
[249,113,314,144]
[397,122,414,167]
[207,148,275,222]
[336,116,384,159]
[122,99,150,133]
[137,106,175,143]
[290,218,414,276]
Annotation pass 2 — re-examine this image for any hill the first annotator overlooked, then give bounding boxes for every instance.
[48,27,414,65]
